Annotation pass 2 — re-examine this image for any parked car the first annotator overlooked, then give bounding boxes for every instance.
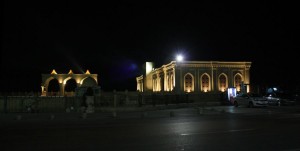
[266,93,296,106]
[233,93,268,108]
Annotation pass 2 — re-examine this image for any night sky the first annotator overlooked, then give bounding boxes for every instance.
[1,1,300,92]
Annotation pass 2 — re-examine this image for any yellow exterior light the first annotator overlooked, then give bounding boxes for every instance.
[85,70,90,74]
[75,78,81,84]
[51,69,57,74]
[68,70,73,74]
[58,78,63,83]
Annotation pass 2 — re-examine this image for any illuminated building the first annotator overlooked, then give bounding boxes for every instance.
[41,69,98,96]
[136,61,251,93]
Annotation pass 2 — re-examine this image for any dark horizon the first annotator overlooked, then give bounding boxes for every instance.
[1,1,300,93]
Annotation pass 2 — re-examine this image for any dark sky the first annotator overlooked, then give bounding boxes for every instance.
[1,1,300,92]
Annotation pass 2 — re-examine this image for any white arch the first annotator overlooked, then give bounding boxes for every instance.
[45,77,60,95]
[80,76,98,87]
[41,72,98,96]
[44,77,56,92]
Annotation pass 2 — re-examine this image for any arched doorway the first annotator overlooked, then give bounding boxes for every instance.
[65,79,77,96]
[48,79,60,96]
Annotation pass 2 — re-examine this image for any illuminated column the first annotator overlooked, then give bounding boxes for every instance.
[211,66,214,91]
[157,78,159,91]
[144,62,154,92]
[41,86,46,96]
[195,70,199,92]
[244,67,250,92]
[152,79,155,92]
[212,67,217,92]
[167,72,170,91]
[196,70,200,92]
[156,77,159,91]
[59,83,64,96]
[172,68,175,91]
[244,68,250,84]
[41,85,44,92]
[156,78,158,91]
[169,72,172,91]
[152,78,155,92]
[76,77,81,87]
[229,69,233,88]
[170,73,173,91]
[136,78,143,92]
[164,69,167,91]
[165,74,168,91]
[157,77,160,91]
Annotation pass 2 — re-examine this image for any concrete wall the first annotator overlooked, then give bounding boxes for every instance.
[0,91,224,113]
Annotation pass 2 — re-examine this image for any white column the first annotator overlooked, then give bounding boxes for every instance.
[164,70,167,91]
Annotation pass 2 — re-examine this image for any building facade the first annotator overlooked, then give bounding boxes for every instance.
[136,61,251,93]
[41,69,99,96]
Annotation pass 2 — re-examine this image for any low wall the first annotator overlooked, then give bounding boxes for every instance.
[0,91,224,113]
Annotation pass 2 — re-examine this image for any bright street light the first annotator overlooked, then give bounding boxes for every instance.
[176,55,183,62]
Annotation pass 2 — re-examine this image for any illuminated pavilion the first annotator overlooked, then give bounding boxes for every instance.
[136,61,252,93]
[41,69,98,96]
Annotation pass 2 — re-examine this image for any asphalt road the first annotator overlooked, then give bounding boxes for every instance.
[1,106,300,151]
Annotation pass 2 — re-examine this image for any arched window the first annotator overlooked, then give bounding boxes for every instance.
[219,74,227,92]
[234,74,243,92]
[201,73,210,92]
[184,73,194,92]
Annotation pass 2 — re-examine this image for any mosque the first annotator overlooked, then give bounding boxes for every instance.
[136,61,251,93]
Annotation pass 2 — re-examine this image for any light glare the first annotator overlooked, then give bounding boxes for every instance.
[176,55,183,61]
